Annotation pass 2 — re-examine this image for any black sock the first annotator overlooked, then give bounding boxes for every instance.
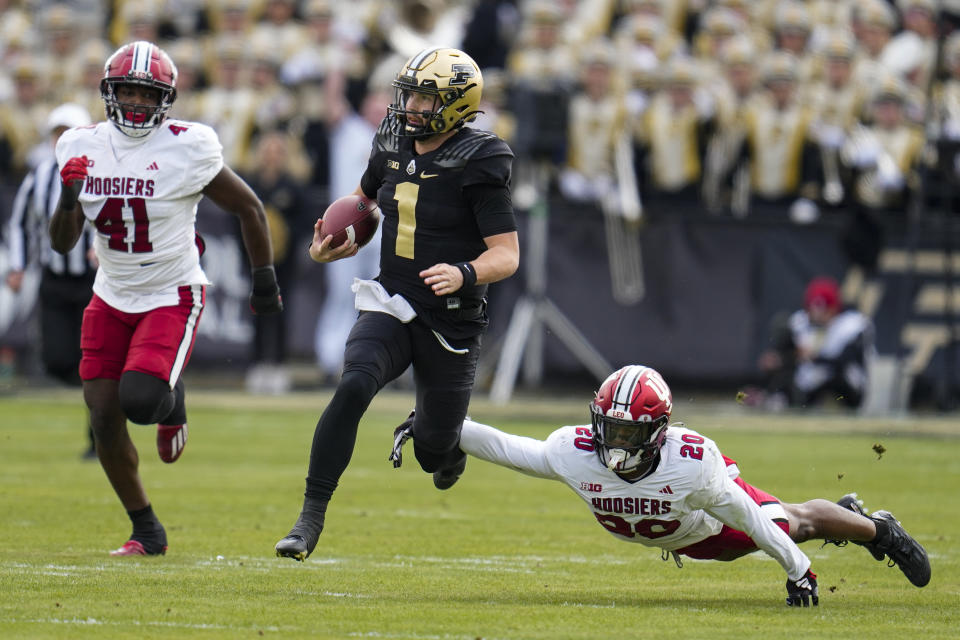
[128,504,161,535]
[127,504,167,554]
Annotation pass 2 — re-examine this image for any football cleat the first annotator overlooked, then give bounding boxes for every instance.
[830,493,884,561]
[275,512,325,562]
[157,423,188,463]
[109,539,168,556]
[869,510,931,588]
[433,453,467,490]
[389,411,416,468]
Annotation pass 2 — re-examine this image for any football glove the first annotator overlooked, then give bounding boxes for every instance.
[785,569,819,607]
[59,155,89,208]
[249,265,283,315]
[60,155,89,187]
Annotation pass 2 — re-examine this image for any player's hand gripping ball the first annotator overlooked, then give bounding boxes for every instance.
[320,195,380,249]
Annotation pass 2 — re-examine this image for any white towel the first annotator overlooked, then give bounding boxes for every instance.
[351,278,417,323]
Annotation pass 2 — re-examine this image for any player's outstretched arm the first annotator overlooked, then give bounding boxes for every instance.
[203,165,282,314]
[701,474,815,606]
[459,419,558,480]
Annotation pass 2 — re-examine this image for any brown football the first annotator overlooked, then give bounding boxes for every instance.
[321,195,381,248]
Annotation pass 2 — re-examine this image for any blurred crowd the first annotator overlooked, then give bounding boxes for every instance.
[3,0,960,225]
[4,0,960,395]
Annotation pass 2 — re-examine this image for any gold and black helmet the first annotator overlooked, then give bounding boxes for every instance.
[389,47,484,138]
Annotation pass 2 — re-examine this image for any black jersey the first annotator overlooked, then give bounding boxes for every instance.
[360,120,516,338]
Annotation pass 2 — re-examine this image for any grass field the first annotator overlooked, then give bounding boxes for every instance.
[1,386,957,639]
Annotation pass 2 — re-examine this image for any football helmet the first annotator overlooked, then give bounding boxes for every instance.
[590,365,673,476]
[388,47,483,138]
[100,41,177,138]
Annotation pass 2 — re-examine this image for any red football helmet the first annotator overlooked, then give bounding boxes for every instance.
[100,41,178,138]
[590,365,673,476]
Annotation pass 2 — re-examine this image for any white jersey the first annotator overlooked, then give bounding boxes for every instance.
[459,420,810,580]
[55,120,224,313]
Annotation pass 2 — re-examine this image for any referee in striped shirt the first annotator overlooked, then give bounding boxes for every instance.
[5,103,97,458]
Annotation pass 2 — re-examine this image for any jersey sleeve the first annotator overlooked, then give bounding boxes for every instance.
[460,138,513,188]
[458,419,561,480]
[687,440,810,580]
[703,474,811,581]
[178,123,224,194]
[54,127,84,166]
[360,117,392,199]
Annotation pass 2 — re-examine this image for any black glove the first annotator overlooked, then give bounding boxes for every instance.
[249,265,283,315]
[786,569,819,607]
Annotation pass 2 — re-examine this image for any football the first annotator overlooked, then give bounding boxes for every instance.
[321,194,381,249]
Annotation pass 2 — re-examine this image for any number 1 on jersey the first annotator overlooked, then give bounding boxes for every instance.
[94,197,153,253]
[393,182,418,259]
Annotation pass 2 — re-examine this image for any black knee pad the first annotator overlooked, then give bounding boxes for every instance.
[118,371,174,425]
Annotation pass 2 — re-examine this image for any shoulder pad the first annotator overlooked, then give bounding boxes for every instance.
[435,129,513,169]
[372,116,400,154]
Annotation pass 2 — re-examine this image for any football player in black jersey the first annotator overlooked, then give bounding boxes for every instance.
[276,47,519,561]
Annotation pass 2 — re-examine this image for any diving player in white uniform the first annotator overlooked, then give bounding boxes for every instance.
[393,365,931,605]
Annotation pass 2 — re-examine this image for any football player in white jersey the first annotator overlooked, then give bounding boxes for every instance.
[393,365,930,606]
[48,41,283,557]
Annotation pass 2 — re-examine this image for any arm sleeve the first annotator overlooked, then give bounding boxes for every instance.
[702,475,811,581]
[458,419,561,480]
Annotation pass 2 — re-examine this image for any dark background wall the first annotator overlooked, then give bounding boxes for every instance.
[3,192,958,406]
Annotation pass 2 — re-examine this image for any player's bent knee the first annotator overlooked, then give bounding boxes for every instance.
[118,371,173,425]
[334,370,379,407]
[412,434,461,473]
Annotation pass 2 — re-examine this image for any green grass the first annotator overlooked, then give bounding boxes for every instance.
[1,388,958,639]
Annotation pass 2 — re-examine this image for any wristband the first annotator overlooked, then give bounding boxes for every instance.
[455,262,477,289]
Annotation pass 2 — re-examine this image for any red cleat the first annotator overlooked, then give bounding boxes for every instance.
[110,540,167,556]
[157,423,188,463]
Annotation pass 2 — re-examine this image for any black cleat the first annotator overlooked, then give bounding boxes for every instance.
[275,513,324,562]
[433,453,466,490]
[869,510,931,587]
[829,493,885,561]
[389,411,415,468]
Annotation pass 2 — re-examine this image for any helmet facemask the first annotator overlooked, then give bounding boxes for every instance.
[591,407,668,476]
[101,79,176,138]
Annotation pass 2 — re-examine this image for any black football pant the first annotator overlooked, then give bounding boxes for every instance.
[304,310,481,502]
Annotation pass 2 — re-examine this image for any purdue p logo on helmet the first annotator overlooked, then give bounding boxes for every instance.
[389,47,484,138]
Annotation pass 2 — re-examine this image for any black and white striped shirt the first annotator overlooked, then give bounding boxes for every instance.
[6,157,95,277]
